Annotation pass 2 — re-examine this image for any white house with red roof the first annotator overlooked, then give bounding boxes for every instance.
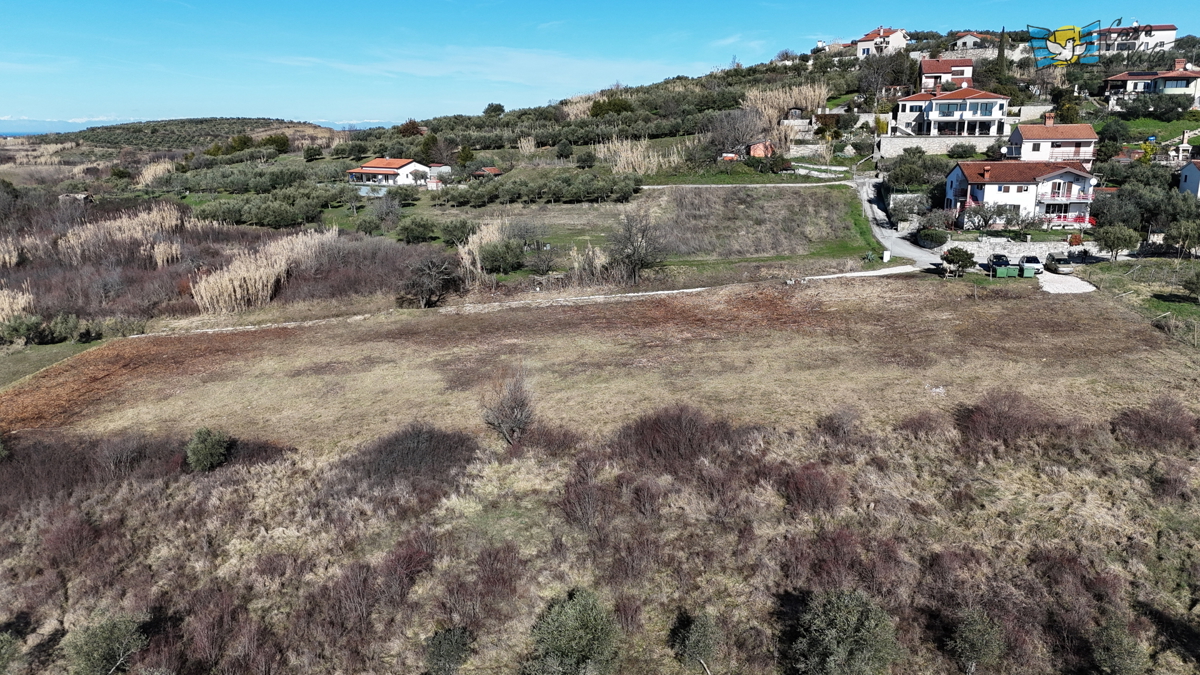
[945,160,1097,228]
[893,87,1010,137]
[854,27,909,57]
[346,158,431,187]
[1097,23,1177,53]
[919,59,974,91]
[1104,59,1200,108]
[1005,115,1099,169]
[952,32,992,50]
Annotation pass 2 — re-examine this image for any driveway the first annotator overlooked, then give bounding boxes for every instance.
[854,176,941,267]
[1038,273,1096,294]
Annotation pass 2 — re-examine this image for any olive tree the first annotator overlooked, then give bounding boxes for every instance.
[1093,225,1141,262]
[786,590,899,675]
[523,589,620,675]
[185,427,231,472]
[941,247,977,277]
[947,608,1004,674]
[61,613,148,675]
[669,611,720,675]
[426,627,473,675]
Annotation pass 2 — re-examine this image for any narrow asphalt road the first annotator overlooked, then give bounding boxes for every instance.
[854,176,941,267]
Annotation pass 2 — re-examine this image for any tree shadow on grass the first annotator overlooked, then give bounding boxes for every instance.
[1137,601,1200,664]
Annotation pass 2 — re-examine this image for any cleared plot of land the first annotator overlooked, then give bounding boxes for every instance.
[1,275,1184,442]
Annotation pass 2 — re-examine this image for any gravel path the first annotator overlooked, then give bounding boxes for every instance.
[1038,273,1096,294]
[855,177,942,267]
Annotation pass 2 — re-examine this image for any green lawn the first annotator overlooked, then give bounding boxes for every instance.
[826,93,856,108]
[0,341,100,390]
[1126,117,1200,142]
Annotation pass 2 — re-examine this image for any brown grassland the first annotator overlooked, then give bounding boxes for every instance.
[3,275,1200,673]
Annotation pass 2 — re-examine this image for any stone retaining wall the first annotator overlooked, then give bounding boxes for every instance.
[929,237,1112,263]
[878,135,1001,158]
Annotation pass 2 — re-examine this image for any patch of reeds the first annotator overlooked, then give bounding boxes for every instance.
[135,160,176,188]
[56,203,216,267]
[595,137,688,175]
[0,281,33,321]
[517,136,537,156]
[191,228,338,313]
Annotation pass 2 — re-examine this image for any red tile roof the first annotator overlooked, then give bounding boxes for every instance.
[1106,69,1200,82]
[347,168,399,175]
[858,27,903,41]
[955,32,991,39]
[899,87,1008,102]
[360,158,415,169]
[921,58,974,74]
[953,160,1091,184]
[1015,123,1099,141]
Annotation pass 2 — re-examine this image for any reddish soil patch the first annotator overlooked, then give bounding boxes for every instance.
[0,328,297,432]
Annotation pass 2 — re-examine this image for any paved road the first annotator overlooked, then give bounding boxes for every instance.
[854,176,942,267]
[803,265,920,281]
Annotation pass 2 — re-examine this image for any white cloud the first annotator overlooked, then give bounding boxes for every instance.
[711,34,742,47]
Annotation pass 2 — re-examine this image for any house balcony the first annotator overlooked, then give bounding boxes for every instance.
[1048,150,1095,161]
[1038,191,1094,203]
[1046,214,1096,227]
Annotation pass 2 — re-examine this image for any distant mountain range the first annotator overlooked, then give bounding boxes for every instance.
[0,118,140,135]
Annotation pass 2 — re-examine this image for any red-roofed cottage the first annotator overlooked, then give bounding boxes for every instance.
[945,160,1096,228]
[1005,115,1099,169]
[952,32,992,50]
[346,158,431,187]
[919,59,974,91]
[854,27,909,57]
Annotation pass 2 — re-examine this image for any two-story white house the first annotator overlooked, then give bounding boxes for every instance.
[945,161,1096,228]
[854,27,909,57]
[893,88,1010,137]
[1103,60,1200,108]
[1005,115,1098,170]
[1097,23,1177,53]
[919,59,974,92]
[346,158,431,187]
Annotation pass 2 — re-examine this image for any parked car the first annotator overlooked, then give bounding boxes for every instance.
[987,254,1010,269]
[1017,255,1044,274]
[1044,251,1074,275]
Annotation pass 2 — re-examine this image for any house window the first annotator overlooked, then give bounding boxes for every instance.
[1051,142,1063,148]
[1002,185,1010,193]
[898,104,906,113]
[1166,80,1188,88]
[862,49,870,55]
[1045,204,1069,215]
[1031,143,1041,151]
[1018,186,1029,192]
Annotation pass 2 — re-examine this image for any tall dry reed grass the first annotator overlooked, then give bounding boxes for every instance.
[0,281,34,322]
[457,219,508,287]
[135,160,176,188]
[55,203,216,267]
[192,228,339,313]
[742,83,831,125]
[595,137,689,175]
[0,238,18,268]
[517,137,537,156]
[561,93,602,121]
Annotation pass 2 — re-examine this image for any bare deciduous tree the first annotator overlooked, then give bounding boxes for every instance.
[608,209,666,285]
[705,109,766,153]
[401,249,462,308]
[481,365,534,446]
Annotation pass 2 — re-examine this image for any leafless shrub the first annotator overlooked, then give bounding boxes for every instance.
[1112,395,1197,450]
[605,525,662,585]
[608,404,742,479]
[779,462,847,514]
[522,423,582,457]
[440,575,485,631]
[781,527,866,592]
[957,390,1058,446]
[40,509,97,568]
[329,422,479,496]
[613,595,643,632]
[559,472,618,530]
[378,533,437,610]
[895,410,958,442]
[481,365,535,446]
[475,541,524,601]
[630,478,665,518]
[184,587,244,668]
[814,406,872,446]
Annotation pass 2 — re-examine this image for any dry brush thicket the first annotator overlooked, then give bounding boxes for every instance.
[595,137,690,175]
[2,387,1200,674]
[0,198,457,324]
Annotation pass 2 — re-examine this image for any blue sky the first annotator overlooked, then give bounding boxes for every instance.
[1,1,1195,129]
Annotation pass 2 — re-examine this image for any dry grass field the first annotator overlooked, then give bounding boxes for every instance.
[2,275,1200,674]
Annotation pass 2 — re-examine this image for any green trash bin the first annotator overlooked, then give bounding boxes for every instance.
[1021,266,1035,278]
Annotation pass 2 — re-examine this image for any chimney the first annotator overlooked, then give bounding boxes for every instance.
[1176,58,1188,71]
[1044,113,1055,126]
[983,165,992,180]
